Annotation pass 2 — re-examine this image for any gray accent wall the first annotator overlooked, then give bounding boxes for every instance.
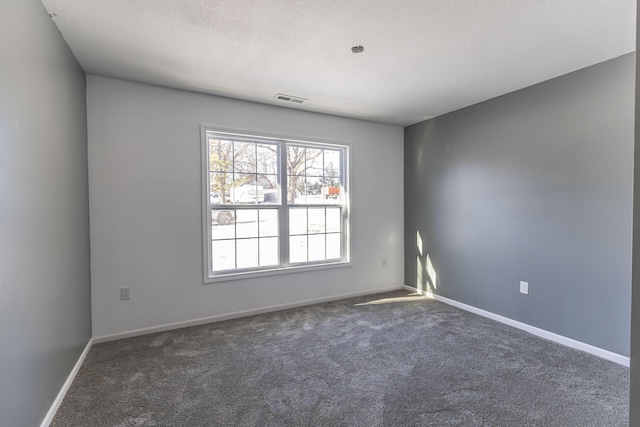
[630,1,640,423]
[405,54,634,356]
[0,1,91,426]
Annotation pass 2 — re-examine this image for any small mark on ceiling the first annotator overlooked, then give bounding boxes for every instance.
[351,45,364,53]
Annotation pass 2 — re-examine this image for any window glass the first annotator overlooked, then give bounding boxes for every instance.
[326,208,341,233]
[259,209,278,237]
[257,144,277,174]
[212,240,235,271]
[237,238,259,269]
[209,139,233,172]
[305,148,323,177]
[326,233,342,259]
[308,234,326,262]
[289,236,307,263]
[204,130,348,278]
[259,238,279,266]
[212,211,235,239]
[234,141,256,174]
[236,209,258,239]
[308,208,325,234]
[289,207,307,235]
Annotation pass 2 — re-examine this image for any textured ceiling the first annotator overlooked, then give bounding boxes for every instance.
[40,0,636,126]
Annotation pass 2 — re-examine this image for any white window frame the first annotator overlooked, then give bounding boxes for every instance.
[201,126,351,283]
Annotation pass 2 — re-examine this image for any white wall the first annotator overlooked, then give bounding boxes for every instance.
[87,75,404,338]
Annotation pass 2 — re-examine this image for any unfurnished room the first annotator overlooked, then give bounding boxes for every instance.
[2,0,640,426]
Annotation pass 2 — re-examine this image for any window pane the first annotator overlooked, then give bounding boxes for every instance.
[212,240,235,271]
[322,184,341,203]
[258,174,277,189]
[209,139,233,172]
[258,175,279,204]
[259,209,278,237]
[308,234,326,262]
[287,145,306,204]
[232,177,265,204]
[212,209,235,226]
[259,237,279,266]
[210,172,233,203]
[209,191,222,205]
[305,177,323,204]
[324,150,341,178]
[237,238,259,269]
[257,144,277,174]
[212,213,235,240]
[233,173,256,186]
[236,209,258,238]
[326,233,341,259]
[263,188,279,204]
[234,141,256,174]
[324,150,342,205]
[287,145,306,175]
[287,175,305,204]
[322,187,343,205]
[326,208,341,233]
[305,148,323,176]
[308,207,325,234]
[289,208,307,235]
[289,235,307,263]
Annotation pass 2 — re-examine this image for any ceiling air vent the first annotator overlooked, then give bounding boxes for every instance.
[274,93,307,104]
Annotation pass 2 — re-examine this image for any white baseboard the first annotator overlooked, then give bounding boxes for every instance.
[40,339,93,427]
[93,286,404,343]
[403,285,630,367]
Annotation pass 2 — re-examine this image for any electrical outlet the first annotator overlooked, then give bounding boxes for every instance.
[382,258,387,268]
[120,286,131,300]
[519,281,528,295]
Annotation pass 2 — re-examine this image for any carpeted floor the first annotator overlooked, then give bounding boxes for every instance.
[52,290,629,426]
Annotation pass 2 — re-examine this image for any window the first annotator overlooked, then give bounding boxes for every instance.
[202,128,349,281]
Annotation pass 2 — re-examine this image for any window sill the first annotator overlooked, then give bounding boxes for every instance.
[204,261,352,284]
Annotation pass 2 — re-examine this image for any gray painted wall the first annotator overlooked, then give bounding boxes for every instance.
[629,1,640,423]
[405,54,634,356]
[0,1,91,426]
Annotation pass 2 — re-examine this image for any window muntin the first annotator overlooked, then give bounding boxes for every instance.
[203,129,349,280]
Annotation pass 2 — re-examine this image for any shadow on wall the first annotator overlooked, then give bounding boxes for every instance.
[416,230,438,294]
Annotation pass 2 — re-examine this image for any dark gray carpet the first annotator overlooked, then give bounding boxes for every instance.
[52,291,629,426]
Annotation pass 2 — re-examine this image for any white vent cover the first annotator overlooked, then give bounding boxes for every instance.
[274,93,307,104]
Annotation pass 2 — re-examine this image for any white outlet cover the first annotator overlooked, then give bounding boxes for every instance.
[520,281,529,295]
